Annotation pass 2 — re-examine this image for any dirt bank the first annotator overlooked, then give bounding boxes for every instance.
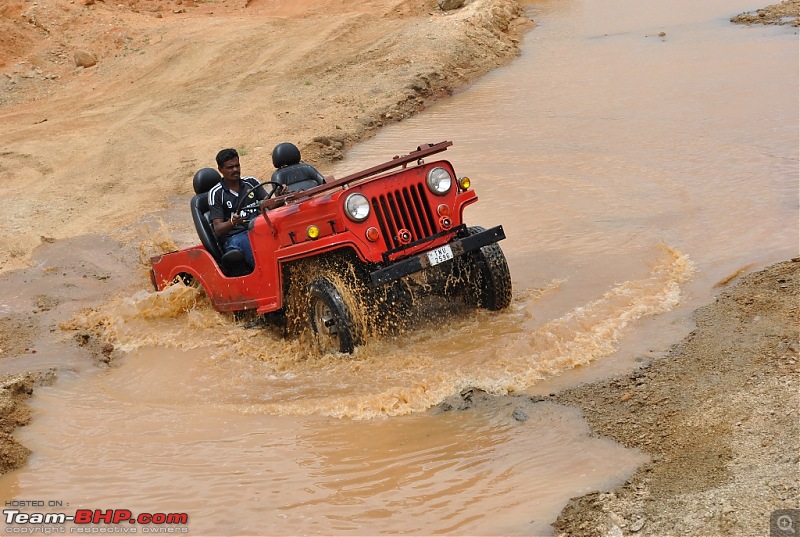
[0,371,56,474]
[0,0,532,274]
[731,0,799,26]
[552,259,800,536]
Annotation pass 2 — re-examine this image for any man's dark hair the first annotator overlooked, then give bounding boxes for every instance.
[216,148,239,168]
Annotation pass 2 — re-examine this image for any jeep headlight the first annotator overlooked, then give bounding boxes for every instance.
[344,193,370,222]
[426,167,452,196]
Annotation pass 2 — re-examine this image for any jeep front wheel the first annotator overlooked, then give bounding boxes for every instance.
[464,226,512,311]
[307,277,360,354]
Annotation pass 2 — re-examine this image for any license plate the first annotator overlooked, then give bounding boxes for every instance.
[427,244,454,266]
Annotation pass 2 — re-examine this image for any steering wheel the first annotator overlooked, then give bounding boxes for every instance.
[234,181,286,215]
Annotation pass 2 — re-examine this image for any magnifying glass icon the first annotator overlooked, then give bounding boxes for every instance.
[778,515,795,534]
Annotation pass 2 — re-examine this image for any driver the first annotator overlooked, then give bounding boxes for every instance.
[209,148,267,269]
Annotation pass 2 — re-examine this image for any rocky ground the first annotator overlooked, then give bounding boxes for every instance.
[731,0,800,26]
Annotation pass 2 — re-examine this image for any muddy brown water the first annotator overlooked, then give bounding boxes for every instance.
[0,0,797,534]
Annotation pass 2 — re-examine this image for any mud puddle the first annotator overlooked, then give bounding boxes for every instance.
[1,360,648,535]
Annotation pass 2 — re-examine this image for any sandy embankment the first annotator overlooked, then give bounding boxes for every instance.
[0,0,531,272]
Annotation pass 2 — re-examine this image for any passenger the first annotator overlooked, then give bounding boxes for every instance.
[209,148,267,269]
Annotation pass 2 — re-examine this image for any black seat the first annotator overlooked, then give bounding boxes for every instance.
[270,142,325,193]
[190,168,248,276]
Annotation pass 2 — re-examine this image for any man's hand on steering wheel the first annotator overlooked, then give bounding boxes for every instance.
[266,182,286,199]
[257,182,286,212]
[233,180,286,217]
[230,212,246,226]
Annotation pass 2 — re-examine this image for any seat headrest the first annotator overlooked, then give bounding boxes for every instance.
[272,142,301,168]
[193,167,222,194]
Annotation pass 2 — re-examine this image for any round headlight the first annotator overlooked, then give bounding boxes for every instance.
[426,167,452,196]
[344,193,370,222]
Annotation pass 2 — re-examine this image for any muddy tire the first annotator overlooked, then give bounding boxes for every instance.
[307,277,361,354]
[464,226,512,310]
[172,273,196,287]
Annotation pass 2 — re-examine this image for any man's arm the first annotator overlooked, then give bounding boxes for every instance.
[212,215,244,237]
[209,187,244,237]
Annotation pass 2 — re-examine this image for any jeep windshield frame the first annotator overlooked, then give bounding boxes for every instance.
[261,141,453,211]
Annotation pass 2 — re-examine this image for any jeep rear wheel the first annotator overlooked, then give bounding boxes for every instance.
[464,226,512,310]
[308,277,360,354]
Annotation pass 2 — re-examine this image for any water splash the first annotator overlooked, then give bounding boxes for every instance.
[63,245,693,419]
[239,246,695,418]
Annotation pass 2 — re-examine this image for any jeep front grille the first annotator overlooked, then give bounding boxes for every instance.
[372,184,438,251]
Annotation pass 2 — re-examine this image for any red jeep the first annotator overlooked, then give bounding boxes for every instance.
[150,141,511,353]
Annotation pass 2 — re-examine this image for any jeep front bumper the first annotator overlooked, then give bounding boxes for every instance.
[369,225,506,286]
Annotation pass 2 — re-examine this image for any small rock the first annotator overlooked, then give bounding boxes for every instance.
[73,50,97,68]
[620,391,633,402]
[438,0,465,10]
[512,407,528,422]
[102,343,114,355]
[608,512,625,528]
[430,400,454,415]
[630,518,646,532]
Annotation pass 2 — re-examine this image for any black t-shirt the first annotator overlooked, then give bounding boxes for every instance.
[208,176,266,237]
